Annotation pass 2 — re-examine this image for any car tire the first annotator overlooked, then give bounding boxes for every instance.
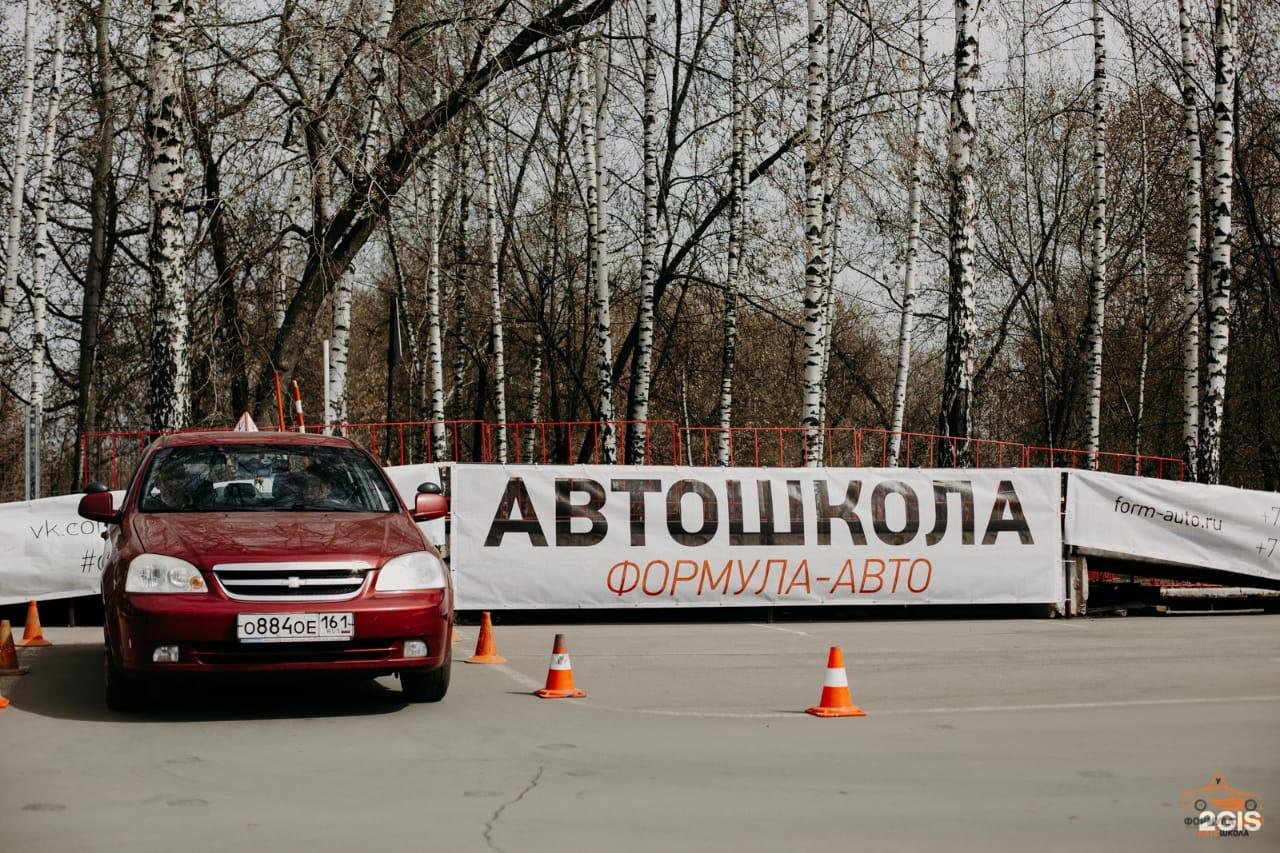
[104,652,148,712]
[1194,799,1207,812]
[401,649,450,703]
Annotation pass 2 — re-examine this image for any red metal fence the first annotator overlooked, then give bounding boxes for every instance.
[79,420,1185,488]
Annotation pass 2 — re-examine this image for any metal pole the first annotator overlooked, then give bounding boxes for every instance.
[33,406,41,499]
[322,339,332,435]
[23,405,31,501]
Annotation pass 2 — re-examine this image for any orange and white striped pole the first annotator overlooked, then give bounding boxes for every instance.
[272,373,287,432]
[291,381,306,433]
[805,646,866,718]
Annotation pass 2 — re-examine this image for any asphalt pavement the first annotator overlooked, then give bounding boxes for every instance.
[1,616,1278,852]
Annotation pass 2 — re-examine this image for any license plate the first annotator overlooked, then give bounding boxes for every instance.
[236,612,354,643]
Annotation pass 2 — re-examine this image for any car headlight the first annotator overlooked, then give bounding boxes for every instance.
[375,551,447,591]
[126,553,207,593]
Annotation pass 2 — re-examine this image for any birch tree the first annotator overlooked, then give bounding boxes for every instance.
[814,0,837,460]
[628,0,660,462]
[1199,0,1236,484]
[483,89,508,462]
[1178,0,1202,480]
[800,0,828,466]
[360,0,396,176]
[0,0,40,338]
[579,44,613,461]
[888,0,927,467]
[28,6,67,497]
[594,37,616,463]
[146,0,191,431]
[717,3,747,466]
[938,0,979,466]
[426,89,447,459]
[329,272,353,424]
[524,328,543,459]
[1083,0,1108,466]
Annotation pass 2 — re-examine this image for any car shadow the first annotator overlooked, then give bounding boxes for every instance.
[8,642,410,723]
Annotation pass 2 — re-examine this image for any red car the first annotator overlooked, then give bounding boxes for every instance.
[78,431,453,710]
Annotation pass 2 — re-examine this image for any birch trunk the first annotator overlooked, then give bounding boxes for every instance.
[449,142,470,427]
[360,0,396,177]
[482,91,508,462]
[814,0,836,460]
[146,0,190,431]
[717,5,746,466]
[594,37,617,463]
[888,0,926,467]
[1199,0,1236,484]
[800,0,827,466]
[579,47,613,461]
[310,36,350,428]
[1178,0,1202,480]
[524,328,543,460]
[1083,0,1108,467]
[628,0,659,463]
[938,0,979,466]
[426,89,447,459]
[816,185,838,454]
[329,273,352,425]
[29,7,67,497]
[0,0,40,337]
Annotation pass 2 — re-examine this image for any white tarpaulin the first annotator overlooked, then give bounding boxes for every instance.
[451,465,1064,609]
[1065,470,1280,586]
[0,463,444,606]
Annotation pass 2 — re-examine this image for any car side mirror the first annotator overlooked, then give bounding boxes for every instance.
[413,491,448,522]
[417,482,443,495]
[79,484,121,524]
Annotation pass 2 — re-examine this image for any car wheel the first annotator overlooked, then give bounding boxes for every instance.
[104,652,148,712]
[1245,799,1257,811]
[401,648,450,703]
[1194,799,1207,812]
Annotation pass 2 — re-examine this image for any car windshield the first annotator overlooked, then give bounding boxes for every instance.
[137,444,400,513]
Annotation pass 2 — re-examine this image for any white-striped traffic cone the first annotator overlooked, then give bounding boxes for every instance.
[805,646,865,717]
[534,634,586,699]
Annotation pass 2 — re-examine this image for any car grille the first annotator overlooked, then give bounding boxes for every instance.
[190,640,396,666]
[210,561,373,601]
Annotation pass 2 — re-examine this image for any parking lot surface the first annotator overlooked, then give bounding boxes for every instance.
[2,616,1278,852]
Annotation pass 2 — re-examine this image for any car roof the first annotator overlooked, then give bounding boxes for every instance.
[155,431,359,450]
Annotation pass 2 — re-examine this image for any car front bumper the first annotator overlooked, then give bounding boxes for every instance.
[111,589,451,677]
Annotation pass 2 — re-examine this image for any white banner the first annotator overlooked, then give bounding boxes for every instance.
[0,463,443,606]
[0,492,122,605]
[1065,470,1280,586]
[451,465,1064,609]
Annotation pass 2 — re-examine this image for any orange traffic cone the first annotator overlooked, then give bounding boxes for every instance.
[0,683,9,708]
[535,634,586,699]
[451,627,462,645]
[464,612,507,664]
[805,646,865,718]
[0,620,28,677]
[21,600,52,647]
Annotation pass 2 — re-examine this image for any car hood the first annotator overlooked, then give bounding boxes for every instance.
[131,512,426,569]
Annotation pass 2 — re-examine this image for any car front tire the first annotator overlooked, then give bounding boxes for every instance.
[104,652,148,712]
[400,648,450,703]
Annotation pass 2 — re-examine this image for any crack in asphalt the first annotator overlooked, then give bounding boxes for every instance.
[482,765,545,853]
